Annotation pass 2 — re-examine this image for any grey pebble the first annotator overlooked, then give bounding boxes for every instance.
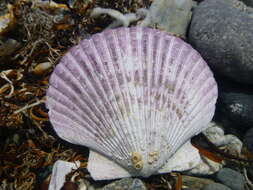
[204,183,232,190]
[189,0,253,84]
[102,178,147,190]
[216,168,245,190]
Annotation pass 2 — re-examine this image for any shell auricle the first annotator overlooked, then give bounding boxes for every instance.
[46,27,218,180]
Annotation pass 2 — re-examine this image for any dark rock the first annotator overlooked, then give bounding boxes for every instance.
[244,128,253,153]
[189,0,253,84]
[102,178,147,190]
[212,75,253,136]
[216,92,253,134]
[216,168,245,190]
[248,165,253,181]
[214,74,253,92]
[204,183,232,190]
[240,0,253,7]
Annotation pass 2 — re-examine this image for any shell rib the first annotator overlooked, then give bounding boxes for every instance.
[46,27,218,178]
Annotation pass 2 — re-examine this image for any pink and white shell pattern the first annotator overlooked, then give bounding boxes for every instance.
[46,27,218,178]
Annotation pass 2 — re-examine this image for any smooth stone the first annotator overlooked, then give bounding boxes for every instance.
[181,175,214,190]
[244,128,253,153]
[204,183,232,190]
[189,0,253,84]
[216,168,245,190]
[102,178,147,190]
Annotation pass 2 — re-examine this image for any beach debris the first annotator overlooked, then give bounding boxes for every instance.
[90,0,193,38]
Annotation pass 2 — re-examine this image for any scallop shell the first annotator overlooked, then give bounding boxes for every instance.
[46,27,218,178]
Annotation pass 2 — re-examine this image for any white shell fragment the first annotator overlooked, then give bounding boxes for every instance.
[46,27,218,179]
[48,160,80,190]
[88,141,200,180]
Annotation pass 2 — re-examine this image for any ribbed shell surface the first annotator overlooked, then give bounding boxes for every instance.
[46,27,218,177]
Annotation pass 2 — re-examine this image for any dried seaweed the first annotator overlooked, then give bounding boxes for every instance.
[0,0,153,189]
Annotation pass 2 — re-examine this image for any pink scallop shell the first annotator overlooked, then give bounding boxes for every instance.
[46,27,218,177]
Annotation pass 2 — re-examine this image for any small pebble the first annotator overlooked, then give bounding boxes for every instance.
[102,178,147,190]
[204,183,232,190]
[33,62,53,76]
[216,168,245,190]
